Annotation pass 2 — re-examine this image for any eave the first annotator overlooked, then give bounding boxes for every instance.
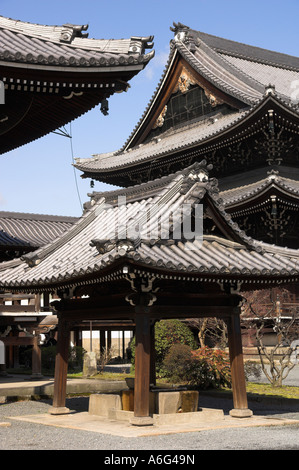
[0,15,154,154]
[75,93,299,187]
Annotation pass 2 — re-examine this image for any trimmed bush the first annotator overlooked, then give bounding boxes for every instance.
[22,345,85,372]
[163,343,193,382]
[154,319,197,374]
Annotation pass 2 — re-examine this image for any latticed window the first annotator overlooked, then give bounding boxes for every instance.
[147,85,225,141]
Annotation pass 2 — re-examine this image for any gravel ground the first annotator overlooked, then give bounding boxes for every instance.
[1,396,299,451]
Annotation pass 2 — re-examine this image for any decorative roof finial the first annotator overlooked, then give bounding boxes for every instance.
[264,84,276,96]
[170,22,190,43]
[60,23,89,43]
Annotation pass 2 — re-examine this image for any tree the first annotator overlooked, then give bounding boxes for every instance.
[185,317,228,349]
[241,287,299,387]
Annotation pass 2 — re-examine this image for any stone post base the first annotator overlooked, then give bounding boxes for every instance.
[229,408,253,418]
[48,406,71,415]
[29,373,44,381]
[130,416,154,426]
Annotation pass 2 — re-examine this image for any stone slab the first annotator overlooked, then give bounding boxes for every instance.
[156,391,181,414]
[89,393,122,417]
[153,408,224,425]
[9,412,299,437]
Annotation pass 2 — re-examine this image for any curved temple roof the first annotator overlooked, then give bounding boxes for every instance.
[0,15,154,68]
[0,16,154,154]
[0,161,298,293]
[0,211,78,250]
[74,23,299,185]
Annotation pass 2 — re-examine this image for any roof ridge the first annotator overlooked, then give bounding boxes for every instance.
[0,210,79,223]
[192,29,299,72]
[0,15,89,44]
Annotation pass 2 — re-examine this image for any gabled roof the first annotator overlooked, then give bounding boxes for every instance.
[74,91,299,186]
[0,161,299,293]
[74,23,299,186]
[0,16,154,154]
[0,211,78,250]
[121,22,299,151]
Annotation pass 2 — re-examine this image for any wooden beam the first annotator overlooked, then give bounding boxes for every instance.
[0,305,36,313]
[1,337,34,346]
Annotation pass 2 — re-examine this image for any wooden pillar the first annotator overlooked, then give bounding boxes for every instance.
[122,331,125,359]
[131,308,153,426]
[100,329,106,353]
[48,317,70,415]
[107,330,112,351]
[150,321,156,386]
[227,313,253,418]
[30,334,43,380]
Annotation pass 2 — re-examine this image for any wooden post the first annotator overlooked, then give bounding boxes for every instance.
[107,330,112,353]
[100,329,106,353]
[150,321,156,386]
[227,313,253,418]
[122,331,125,359]
[131,307,153,426]
[30,334,43,380]
[48,317,70,415]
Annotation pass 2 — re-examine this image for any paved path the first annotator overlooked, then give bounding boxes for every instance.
[1,397,299,450]
[1,371,299,450]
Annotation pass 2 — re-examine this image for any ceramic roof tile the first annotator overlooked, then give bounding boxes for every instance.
[0,15,155,68]
[0,212,78,248]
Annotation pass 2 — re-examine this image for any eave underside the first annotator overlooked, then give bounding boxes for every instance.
[0,65,142,154]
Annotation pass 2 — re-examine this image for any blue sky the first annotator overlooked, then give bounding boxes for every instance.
[0,0,299,216]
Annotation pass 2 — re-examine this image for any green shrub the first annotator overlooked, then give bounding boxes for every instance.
[154,319,197,374]
[163,343,193,382]
[130,319,197,375]
[41,345,57,370]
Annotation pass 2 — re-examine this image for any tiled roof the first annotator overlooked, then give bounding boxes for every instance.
[121,24,299,153]
[0,211,78,249]
[0,161,298,292]
[220,173,299,207]
[0,16,155,155]
[75,110,243,173]
[0,15,154,68]
[74,24,299,183]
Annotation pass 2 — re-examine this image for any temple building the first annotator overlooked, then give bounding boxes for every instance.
[75,22,299,250]
[0,21,299,424]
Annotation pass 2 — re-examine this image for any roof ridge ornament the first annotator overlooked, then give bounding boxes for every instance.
[264,84,276,96]
[170,21,190,43]
[60,23,89,43]
[129,36,154,54]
